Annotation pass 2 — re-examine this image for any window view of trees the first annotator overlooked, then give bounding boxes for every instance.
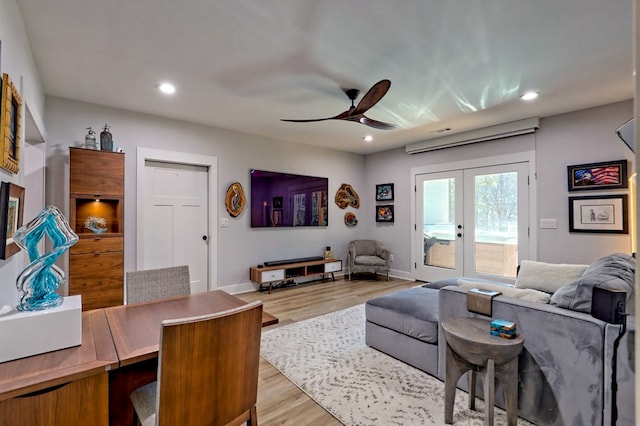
[474,172,518,243]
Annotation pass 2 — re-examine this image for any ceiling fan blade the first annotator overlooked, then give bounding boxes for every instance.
[351,79,391,116]
[280,118,333,123]
[359,116,398,130]
[281,110,350,123]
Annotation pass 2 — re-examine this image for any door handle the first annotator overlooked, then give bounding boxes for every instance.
[202,235,208,241]
[457,233,462,238]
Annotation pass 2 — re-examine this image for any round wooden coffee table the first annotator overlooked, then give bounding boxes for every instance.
[441,317,524,426]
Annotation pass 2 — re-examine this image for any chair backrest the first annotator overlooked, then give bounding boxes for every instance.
[349,239,379,256]
[125,265,191,304]
[155,301,263,426]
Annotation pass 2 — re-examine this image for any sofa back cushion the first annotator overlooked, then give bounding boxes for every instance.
[515,260,589,294]
[550,253,635,315]
[457,279,551,303]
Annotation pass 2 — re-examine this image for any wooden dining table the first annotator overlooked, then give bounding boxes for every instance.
[0,290,277,426]
[105,290,277,426]
[0,309,119,426]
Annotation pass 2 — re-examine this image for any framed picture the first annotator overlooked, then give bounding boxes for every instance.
[568,194,628,234]
[376,183,394,201]
[376,205,394,223]
[272,196,283,209]
[567,160,627,191]
[0,73,22,174]
[0,182,25,259]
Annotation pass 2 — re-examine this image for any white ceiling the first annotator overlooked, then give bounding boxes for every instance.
[16,0,634,155]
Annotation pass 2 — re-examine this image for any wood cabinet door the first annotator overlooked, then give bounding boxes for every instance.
[69,251,124,310]
[71,237,124,254]
[0,374,108,426]
[70,148,124,196]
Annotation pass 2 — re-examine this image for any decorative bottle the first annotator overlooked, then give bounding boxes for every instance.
[100,124,113,151]
[84,127,97,150]
[324,246,334,260]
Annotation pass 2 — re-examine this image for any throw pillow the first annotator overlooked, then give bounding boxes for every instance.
[550,253,635,315]
[457,279,551,303]
[515,260,589,294]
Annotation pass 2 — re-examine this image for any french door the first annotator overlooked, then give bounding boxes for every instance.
[415,162,530,282]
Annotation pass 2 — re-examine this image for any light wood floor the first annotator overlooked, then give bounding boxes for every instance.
[235,275,418,426]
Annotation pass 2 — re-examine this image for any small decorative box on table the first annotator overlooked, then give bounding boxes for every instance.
[490,318,518,339]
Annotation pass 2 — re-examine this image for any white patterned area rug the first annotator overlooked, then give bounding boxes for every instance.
[261,304,535,426]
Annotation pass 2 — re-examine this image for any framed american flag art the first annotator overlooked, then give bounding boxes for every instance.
[567,160,627,191]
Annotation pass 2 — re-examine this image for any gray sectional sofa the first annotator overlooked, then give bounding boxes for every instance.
[365,253,635,426]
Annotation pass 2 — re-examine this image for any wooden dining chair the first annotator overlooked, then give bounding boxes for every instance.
[125,265,191,304]
[129,300,263,426]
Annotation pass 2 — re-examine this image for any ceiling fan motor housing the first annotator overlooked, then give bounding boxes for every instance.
[344,88,360,102]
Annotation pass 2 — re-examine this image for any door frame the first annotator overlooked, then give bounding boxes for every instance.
[410,151,537,281]
[136,147,218,290]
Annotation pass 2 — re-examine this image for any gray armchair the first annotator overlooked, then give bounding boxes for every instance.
[348,240,391,280]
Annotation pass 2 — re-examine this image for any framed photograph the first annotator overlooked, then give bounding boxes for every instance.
[567,160,627,191]
[568,194,628,234]
[0,73,22,174]
[376,183,394,201]
[376,204,394,223]
[0,182,25,259]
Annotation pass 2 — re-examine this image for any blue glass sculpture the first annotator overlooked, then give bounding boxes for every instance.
[13,206,78,311]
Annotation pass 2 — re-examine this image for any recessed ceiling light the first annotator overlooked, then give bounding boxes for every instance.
[158,82,176,95]
[363,135,373,142]
[520,91,539,101]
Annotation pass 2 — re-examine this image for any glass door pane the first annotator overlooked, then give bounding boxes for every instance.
[423,177,456,269]
[472,171,519,277]
[416,170,463,282]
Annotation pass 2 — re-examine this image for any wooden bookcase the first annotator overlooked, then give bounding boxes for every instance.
[68,147,125,311]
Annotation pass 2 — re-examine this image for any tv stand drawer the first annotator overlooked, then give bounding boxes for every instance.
[324,261,342,273]
[260,269,285,283]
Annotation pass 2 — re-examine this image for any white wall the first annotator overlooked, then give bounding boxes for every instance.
[535,101,634,262]
[44,97,366,293]
[44,98,634,292]
[0,0,46,307]
[364,100,634,279]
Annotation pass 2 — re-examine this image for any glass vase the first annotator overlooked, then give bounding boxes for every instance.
[13,206,79,311]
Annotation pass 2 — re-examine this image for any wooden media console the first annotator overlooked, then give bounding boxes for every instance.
[250,258,342,293]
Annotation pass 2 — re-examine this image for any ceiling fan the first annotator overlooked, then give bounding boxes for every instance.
[281,79,397,130]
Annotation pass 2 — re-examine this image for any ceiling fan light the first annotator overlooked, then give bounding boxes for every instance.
[520,91,539,101]
[158,82,176,95]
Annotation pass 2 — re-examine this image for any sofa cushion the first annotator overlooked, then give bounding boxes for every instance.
[550,253,635,315]
[457,279,551,303]
[365,287,439,343]
[421,277,497,289]
[355,255,386,266]
[515,260,589,294]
